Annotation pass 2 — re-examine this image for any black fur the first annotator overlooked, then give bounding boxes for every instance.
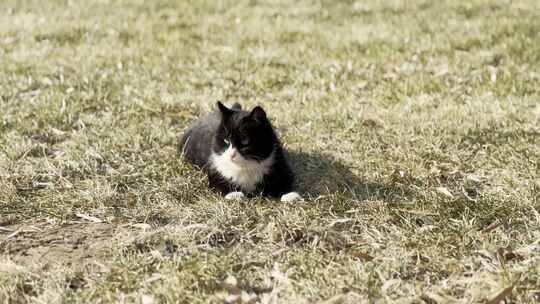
[178,102,295,197]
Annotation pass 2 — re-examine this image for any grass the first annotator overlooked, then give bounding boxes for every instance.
[1,0,539,303]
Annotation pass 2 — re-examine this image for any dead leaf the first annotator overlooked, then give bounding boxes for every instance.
[5,229,21,239]
[2,226,40,240]
[357,81,367,90]
[240,291,258,304]
[435,187,454,199]
[32,181,53,189]
[465,174,482,183]
[434,64,449,77]
[328,218,353,227]
[482,221,503,234]
[222,275,240,294]
[486,285,514,304]
[329,82,336,92]
[317,294,344,304]
[224,294,239,304]
[141,295,154,304]
[488,66,497,83]
[0,227,14,232]
[75,213,103,223]
[349,251,374,262]
[49,127,66,137]
[132,223,151,230]
[224,275,237,287]
[145,273,162,284]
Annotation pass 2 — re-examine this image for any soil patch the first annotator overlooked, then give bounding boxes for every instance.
[1,221,117,268]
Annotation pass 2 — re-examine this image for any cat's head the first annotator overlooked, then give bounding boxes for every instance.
[212,101,278,163]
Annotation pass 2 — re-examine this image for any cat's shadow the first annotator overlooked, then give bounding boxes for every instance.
[287,150,413,202]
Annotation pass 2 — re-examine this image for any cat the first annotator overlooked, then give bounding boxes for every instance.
[178,101,301,202]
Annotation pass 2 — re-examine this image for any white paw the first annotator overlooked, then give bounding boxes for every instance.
[225,191,245,200]
[280,192,303,202]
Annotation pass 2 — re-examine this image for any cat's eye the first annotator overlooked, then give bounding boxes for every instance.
[223,138,230,145]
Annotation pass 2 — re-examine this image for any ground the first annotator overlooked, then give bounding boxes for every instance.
[1,0,539,303]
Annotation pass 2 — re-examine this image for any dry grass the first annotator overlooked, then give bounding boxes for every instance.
[1,0,539,303]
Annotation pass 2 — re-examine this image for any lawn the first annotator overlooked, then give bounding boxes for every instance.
[1,0,539,303]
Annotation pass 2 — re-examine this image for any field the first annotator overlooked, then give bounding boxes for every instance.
[1,0,539,303]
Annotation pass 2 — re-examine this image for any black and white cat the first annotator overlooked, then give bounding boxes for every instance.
[178,102,301,202]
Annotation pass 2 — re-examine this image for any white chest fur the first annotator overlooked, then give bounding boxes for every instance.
[210,149,274,193]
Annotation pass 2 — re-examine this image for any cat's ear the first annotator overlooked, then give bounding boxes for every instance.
[217,101,232,117]
[250,106,267,121]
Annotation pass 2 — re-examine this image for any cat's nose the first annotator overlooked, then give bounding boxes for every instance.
[230,149,237,160]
